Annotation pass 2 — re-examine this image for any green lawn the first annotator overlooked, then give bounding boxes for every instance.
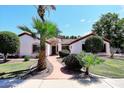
[90,57,124,78]
[0,61,36,79]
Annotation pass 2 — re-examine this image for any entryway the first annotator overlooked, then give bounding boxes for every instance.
[52,46,57,55]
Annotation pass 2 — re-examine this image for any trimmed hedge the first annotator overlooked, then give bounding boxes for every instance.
[85,36,104,53]
[24,56,30,61]
[62,54,82,70]
[59,49,70,58]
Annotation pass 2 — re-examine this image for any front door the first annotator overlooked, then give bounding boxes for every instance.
[52,46,56,55]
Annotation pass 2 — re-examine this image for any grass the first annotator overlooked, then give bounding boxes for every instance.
[0,61,36,79]
[90,57,124,78]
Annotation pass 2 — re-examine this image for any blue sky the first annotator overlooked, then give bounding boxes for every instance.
[0,5,124,36]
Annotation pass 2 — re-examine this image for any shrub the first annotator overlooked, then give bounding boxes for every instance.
[0,31,20,62]
[62,54,82,70]
[59,49,70,58]
[85,36,104,53]
[24,56,30,61]
[35,53,39,58]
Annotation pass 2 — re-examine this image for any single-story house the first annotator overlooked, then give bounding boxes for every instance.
[18,32,111,57]
[18,32,40,57]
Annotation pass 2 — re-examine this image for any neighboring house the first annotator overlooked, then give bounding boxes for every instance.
[18,32,111,57]
[18,32,40,57]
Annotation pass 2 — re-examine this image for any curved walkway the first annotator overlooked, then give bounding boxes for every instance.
[46,56,73,79]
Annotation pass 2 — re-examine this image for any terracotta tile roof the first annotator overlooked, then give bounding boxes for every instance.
[46,38,76,45]
[69,32,110,45]
[18,32,40,40]
[61,39,76,45]
[46,38,59,45]
[18,32,32,36]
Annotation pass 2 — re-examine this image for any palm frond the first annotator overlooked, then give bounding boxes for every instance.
[18,25,32,33]
[32,17,44,31]
[18,25,37,38]
[44,21,58,38]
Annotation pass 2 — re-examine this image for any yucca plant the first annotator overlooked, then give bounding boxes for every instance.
[77,52,104,76]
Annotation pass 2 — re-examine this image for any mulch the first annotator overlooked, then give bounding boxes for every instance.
[21,59,54,79]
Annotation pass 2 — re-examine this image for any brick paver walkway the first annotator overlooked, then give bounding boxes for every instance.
[46,56,73,79]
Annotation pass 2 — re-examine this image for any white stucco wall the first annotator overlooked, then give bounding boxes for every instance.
[19,34,40,57]
[69,38,86,54]
[46,43,52,56]
[69,36,110,55]
[58,38,62,52]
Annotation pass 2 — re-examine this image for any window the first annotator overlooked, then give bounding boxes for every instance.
[82,44,87,51]
[33,45,40,53]
[62,45,69,50]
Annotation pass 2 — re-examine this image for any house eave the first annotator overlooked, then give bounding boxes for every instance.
[68,32,110,45]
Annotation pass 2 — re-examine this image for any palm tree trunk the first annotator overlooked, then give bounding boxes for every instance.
[37,39,47,71]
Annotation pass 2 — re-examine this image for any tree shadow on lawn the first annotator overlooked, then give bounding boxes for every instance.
[0,59,10,64]
[0,66,43,88]
[0,69,30,79]
[0,69,31,88]
[60,66,101,85]
[0,78,25,88]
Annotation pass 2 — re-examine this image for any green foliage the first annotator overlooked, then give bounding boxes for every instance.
[70,35,77,39]
[85,36,104,53]
[59,49,70,58]
[76,51,86,66]
[62,54,82,70]
[76,52,104,76]
[65,36,69,39]
[93,12,119,39]
[0,31,20,61]
[24,56,30,61]
[92,12,124,49]
[77,53,104,68]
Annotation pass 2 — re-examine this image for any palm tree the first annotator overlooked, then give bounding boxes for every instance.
[37,5,56,22]
[18,17,58,70]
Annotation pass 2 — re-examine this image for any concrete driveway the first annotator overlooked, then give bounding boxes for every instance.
[15,78,124,88]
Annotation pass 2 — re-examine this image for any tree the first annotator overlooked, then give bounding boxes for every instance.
[0,31,20,62]
[18,18,58,70]
[92,13,119,40]
[85,36,104,53]
[65,36,69,39]
[115,18,124,49]
[37,5,56,22]
[77,52,103,76]
[70,35,77,39]
[92,12,124,58]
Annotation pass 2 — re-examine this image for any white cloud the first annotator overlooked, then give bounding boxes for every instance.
[80,19,85,22]
[80,18,97,24]
[81,19,97,23]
